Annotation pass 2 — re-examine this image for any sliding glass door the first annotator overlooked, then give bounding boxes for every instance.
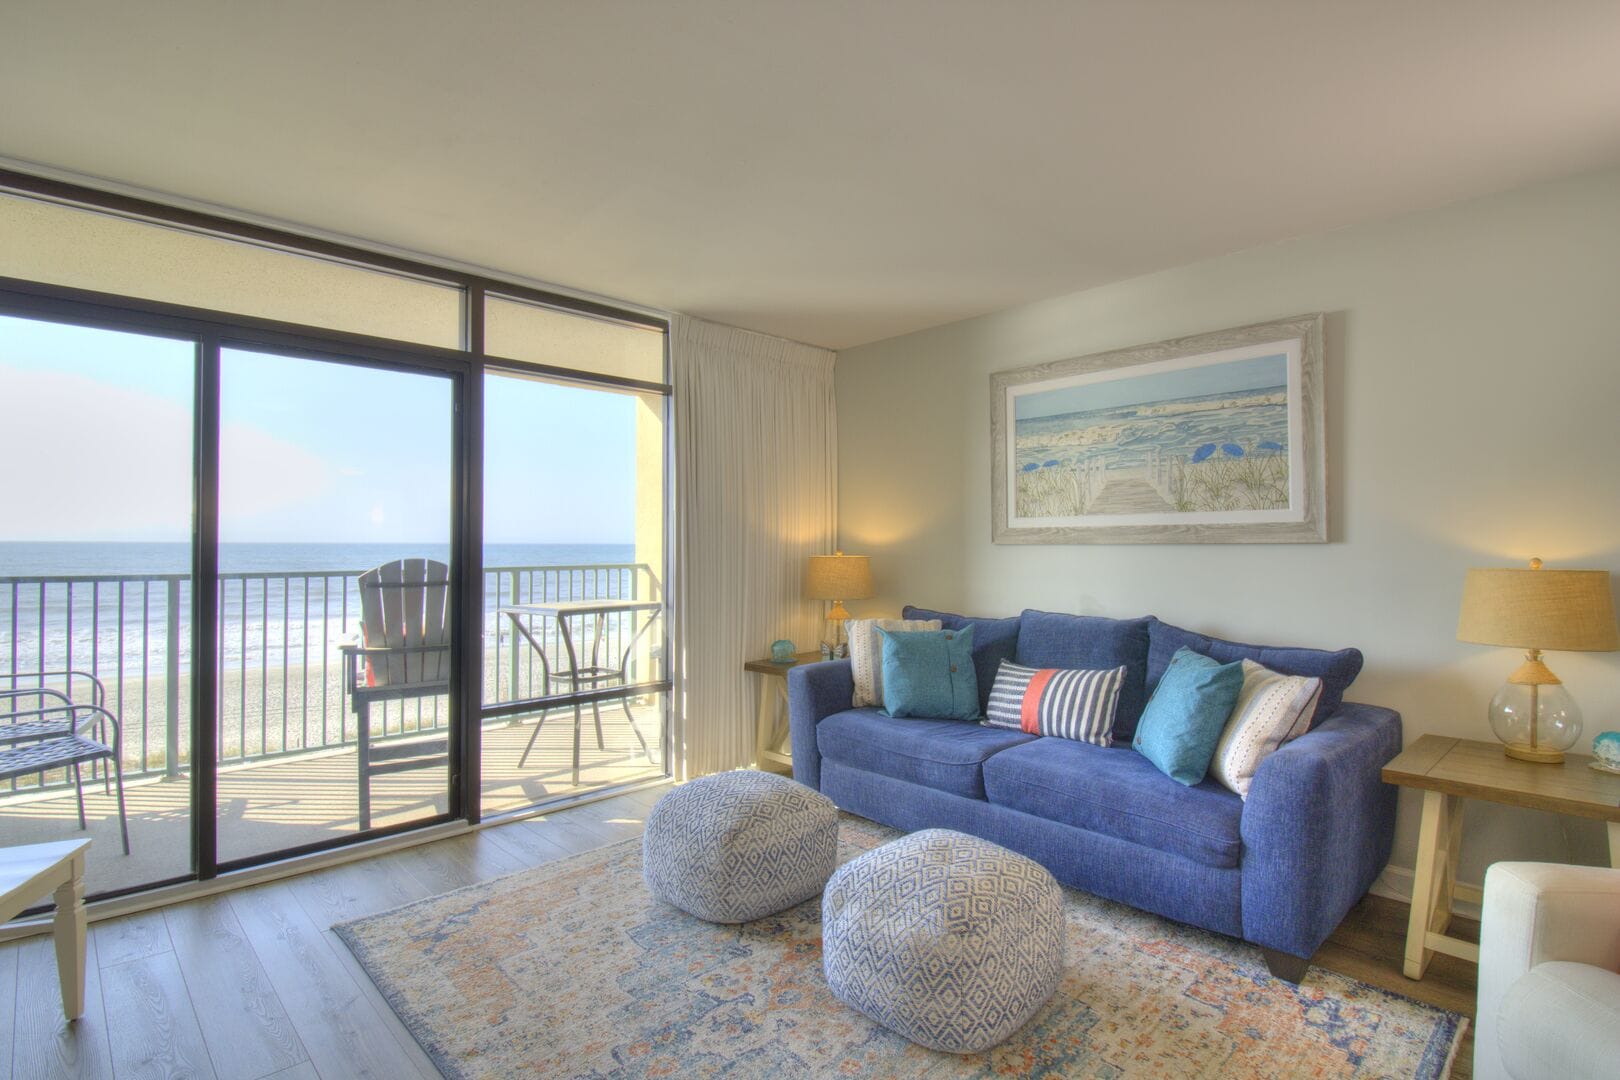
[1,177,672,902]
[0,312,196,897]
[214,346,457,863]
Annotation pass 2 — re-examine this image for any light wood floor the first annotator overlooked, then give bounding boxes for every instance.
[0,786,1479,1079]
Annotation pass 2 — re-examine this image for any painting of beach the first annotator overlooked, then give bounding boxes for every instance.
[991,315,1326,543]
[1015,351,1292,518]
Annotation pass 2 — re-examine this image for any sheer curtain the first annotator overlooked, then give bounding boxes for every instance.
[671,315,836,778]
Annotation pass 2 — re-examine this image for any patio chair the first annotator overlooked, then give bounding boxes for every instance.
[340,558,451,831]
[1,673,130,855]
[2,671,125,799]
[516,608,661,778]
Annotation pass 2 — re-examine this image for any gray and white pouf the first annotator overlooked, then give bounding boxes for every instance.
[642,769,839,923]
[822,828,1065,1054]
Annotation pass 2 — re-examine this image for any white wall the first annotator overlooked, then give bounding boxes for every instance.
[835,166,1620,888]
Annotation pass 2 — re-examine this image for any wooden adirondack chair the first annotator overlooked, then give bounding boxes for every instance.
[340,559,451,831]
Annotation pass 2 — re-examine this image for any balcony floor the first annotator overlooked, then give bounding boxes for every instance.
[0,704,665,897]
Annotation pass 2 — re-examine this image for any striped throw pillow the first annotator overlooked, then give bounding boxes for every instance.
[983,660,1125,746]
[1209,660,1323,798]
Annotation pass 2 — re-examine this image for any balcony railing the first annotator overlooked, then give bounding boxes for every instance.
[1,562,659,792]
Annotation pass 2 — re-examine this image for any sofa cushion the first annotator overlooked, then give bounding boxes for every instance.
[902,606,1021,713]
[983,660,1124,746]
[1014,610,1153,740]
[981,737,1244,868]
[848,617,941,707]
[1146,617,1362,728]
[1132,648,1246,786]
[817,708,1036,800]
[878,626,979,720]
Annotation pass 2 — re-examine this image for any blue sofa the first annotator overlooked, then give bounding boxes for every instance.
[788,607,1401,982]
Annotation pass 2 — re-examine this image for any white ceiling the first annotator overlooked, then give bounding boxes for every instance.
[3,1,1619,350]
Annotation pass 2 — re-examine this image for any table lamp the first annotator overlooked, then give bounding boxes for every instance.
[805,551,873,656]
[1457,557,1620,763]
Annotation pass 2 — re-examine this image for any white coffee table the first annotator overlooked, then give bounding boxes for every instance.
[0,838,90,1019]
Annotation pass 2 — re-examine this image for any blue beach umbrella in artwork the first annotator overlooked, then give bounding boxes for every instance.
[1257,440,1283,453]
[1191,443,1216,463]
[1221,443,1245,457]
[1022,462,1040,472]
[1043,459,1060,468]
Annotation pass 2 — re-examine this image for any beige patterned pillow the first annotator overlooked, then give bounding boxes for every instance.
[1210,659,1323,798]
[848,617,942,707]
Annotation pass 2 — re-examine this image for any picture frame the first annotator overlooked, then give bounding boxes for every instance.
[990,313,1326,544]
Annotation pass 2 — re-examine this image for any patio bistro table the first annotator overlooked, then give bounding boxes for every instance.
[501,599,663,782]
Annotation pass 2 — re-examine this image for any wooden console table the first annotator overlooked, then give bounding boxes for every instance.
[745,651,825,774]
[1382,734,1620,980]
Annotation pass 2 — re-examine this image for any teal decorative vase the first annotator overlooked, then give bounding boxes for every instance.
[770,639,796,663]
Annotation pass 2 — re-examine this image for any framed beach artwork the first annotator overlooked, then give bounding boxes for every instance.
[990,313,1326,544]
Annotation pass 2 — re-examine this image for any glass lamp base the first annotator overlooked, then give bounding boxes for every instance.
[1488,679,1582,765]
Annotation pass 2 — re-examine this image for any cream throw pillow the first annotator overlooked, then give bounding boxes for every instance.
[1210,659,1323,798]
[848,617,942,707]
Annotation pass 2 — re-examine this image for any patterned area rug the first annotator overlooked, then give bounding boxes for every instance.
[334,817,1464,1079]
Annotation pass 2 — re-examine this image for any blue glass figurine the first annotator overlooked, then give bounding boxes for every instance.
[770,639,796,664]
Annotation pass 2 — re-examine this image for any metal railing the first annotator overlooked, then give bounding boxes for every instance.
[1,562,659,791]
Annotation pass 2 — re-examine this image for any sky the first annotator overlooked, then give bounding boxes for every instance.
[1015,353,1287,420]
[0,313,639,544]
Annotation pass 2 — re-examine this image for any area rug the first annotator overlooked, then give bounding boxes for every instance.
[334,817,1465,1079]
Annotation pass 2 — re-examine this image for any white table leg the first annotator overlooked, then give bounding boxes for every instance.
[52,854,87,1021]
[755,676,777,768]
[1403,789,1447,980]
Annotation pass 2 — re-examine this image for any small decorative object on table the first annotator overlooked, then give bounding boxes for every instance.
[1592,731,1620,774]
[770,639,796,663]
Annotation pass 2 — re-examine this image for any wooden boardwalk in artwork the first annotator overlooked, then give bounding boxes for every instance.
[1086,477,1173,514]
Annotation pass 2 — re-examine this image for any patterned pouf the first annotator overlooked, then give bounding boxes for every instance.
[822,828,1066,1054]
[642,769,839,923]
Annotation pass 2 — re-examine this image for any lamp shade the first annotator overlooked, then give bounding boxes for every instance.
[805,553,873,600]
[1457,563,1620,652]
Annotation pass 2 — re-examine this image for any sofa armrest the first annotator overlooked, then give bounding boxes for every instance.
[1476,862,1620,1080]
[1239,703,1402,960]
[787,660,853,790]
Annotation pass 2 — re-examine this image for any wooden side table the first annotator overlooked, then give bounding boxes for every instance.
[0,838,91,1020]
[1382,734,1620,980]
[745,651,825,774]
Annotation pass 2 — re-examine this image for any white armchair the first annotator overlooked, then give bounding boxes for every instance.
[1475,862,1620,1080]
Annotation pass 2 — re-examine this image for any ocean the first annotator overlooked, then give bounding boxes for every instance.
[1,541,642,677]
[0,541,634,578]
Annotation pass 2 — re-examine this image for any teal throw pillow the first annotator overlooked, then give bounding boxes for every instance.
[1132,646,1244,786]
[877,625,980,721]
